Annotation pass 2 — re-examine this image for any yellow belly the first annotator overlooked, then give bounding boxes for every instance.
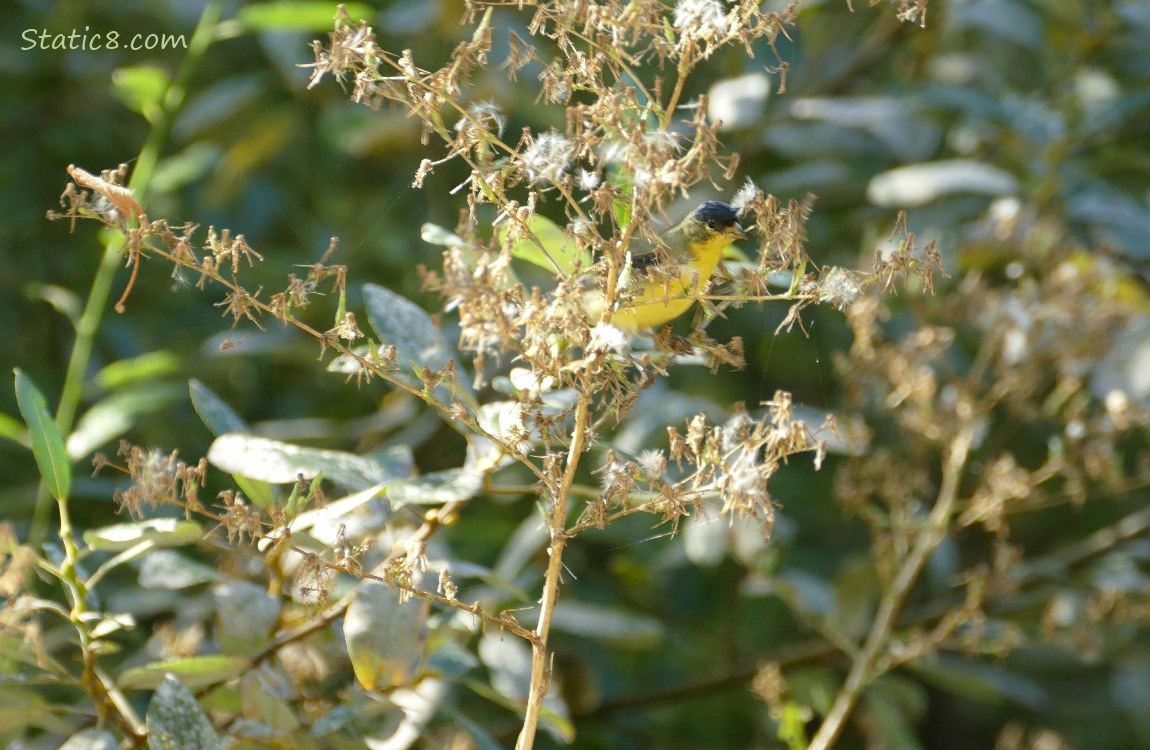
[612,270,713,332]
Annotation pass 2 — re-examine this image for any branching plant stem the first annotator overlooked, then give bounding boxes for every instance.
[807,423,974,750]
[516,392,591,750]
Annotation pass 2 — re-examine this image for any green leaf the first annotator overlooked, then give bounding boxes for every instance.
[278,483,392,539]
[499,213,591,276]
[189,381,275,507]
[13,368,71,501]
[0,410,28,448]
[207,433,395,490]
[860,676,930,750]
[95,351,181,391]
[124,656,248,691]
[111,65,170,123]
[83,519,203,552]
[361,283,474,402]
[189,379,250,436]
[344,580,427,691]
[237,2,375,31]
[146,674,225,750]
[241,672,300,732]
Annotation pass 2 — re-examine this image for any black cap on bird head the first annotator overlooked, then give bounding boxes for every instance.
[693,201,746,239]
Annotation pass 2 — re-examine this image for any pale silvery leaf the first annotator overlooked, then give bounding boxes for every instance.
[207,433,397,489]
[146,675,224,750]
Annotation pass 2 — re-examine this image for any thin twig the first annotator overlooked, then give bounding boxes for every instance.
[807,423,974,750]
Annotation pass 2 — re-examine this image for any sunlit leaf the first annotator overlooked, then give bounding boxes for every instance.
[344,580,427,691]
[146,675,224,749]
[386,468,484,509]
[111,65,170,123]
[867,159,1018,207]
[237,2,375,31]
[466,400,529,473]
[420,222,471,248]
[95,351,181,391]
[83,519,203,552]
[124,657,247,692]
[499,213,591,276]
[207,433,394,489]
[60,728,118,750]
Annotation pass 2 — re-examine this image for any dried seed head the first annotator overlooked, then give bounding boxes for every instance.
[520,132,573,184]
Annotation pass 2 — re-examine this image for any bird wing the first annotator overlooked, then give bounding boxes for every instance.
[627,225,690,273]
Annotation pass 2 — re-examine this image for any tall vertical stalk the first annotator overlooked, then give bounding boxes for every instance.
[516,391,592,750]
[30,0,224,544]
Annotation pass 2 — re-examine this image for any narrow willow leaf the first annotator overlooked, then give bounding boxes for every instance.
[465,400,530,473]
[188,381,274,507]
[146,675,224,750]
[361,283,476,404]
[123,656,248,691]
[13,369,71,501]
[547,600,665,646]
[909,656,1048,709]
[189,379,249,436]
[420,222,470,248]
[499,213,591,276]
[95,351,180,390]
[237,1,374,31]
[138,550,219,589]
[0,411,29,448]
[83,519,202,552]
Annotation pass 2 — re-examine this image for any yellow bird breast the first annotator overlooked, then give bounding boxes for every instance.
[610,235,729,332]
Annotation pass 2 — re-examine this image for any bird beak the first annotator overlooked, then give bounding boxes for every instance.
[728,222,747,241]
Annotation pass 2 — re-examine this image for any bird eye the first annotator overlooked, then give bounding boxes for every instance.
[706,219,718,230]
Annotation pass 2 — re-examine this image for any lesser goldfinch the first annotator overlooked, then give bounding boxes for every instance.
[588,201,746,332]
